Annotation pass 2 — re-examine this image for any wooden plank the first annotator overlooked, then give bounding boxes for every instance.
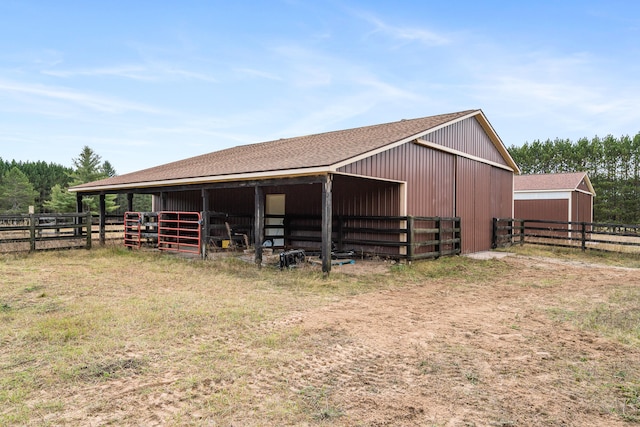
[254,186,264,266]
[321,175,332,275]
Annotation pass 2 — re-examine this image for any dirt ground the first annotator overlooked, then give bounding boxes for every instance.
[6,251,640,426]
[242,255,639,426]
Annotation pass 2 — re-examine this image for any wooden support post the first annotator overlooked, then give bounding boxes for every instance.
[581,222,586,252]
[520,220,525,245]
[435,217,441,258]
[254,186,264,267]
[492,217,498,249]
[29,213,36,252]
[321,175,333,275]
[127,193,134,212]
[85,211,92,249]
[406,216,414,261]
[201,189,210,259]
[76,193,83,237]
[99,194,106,246]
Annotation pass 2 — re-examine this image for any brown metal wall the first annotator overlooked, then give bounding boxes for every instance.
[338,143,455,217]
[514,199,568,222]
[456,157,492,253]
[572,191,593,223]
[421,117,508,166]
[333,175,400,216]
[163,190,202,211]
[491,167,514,219]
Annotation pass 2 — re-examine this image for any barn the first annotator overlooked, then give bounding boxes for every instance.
[71,109,519,272]
[514,172,595,227]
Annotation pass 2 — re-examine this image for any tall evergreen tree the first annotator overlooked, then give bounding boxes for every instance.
[44,146,119,213]
[509,133,640,224]
[0,167,38,213]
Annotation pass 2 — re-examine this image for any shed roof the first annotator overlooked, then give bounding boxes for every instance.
[71,109,518,192]
[514,172,595,195]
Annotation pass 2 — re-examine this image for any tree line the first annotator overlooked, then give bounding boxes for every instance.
[2,136,639,225]
[0,146,150,215]
[508,133,640,224]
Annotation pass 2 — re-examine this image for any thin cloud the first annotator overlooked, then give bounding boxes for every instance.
[0,79,168,114]
[42,62,217,83]
[234,67,283,81]
[357,12,450,46]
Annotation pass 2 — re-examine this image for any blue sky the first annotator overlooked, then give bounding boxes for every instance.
[1,1,638,174]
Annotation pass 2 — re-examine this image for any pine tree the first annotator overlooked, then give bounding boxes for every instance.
[0,167,38,213]
[44,146,119,213]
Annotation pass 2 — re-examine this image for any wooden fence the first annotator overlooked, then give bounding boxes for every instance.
[261,214,461,260]
[493,218,640,253]
[0,212,93,252]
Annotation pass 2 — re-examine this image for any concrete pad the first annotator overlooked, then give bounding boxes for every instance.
[464,251,514,260]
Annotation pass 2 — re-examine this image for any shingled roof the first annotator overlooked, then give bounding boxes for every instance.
[514,172,595,195]
[72,109,515,192]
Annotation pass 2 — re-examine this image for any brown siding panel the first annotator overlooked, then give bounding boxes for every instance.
[338,143,455,217]
[514,199,568,222]
[456,157,493,253]
[573,191,593,223]
[421,117,509,166]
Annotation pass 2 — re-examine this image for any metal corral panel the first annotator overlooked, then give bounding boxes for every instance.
[456,157,492,253]
[338,142,455,217]
[421,117,509,166]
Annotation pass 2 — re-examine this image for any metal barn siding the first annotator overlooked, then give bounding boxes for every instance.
[338,142,456,217]
[421,117,508,167]
[572,191,593,223]
[333,175,400,217]
[514,199,569,222]
[456,157,492,253]
[491,167,514,219]
[163,190,202,211]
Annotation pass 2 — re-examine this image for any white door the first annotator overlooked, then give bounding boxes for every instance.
[266,194,285,247]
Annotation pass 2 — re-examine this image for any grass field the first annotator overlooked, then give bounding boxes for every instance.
[1,245,640,425]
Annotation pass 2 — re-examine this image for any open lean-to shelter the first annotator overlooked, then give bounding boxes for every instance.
[70,109,520,273]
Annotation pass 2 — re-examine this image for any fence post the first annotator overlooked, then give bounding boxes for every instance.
[492,218,498,248]
[406,216,414,261]
[29,213,36,252]
[520,220,525,245]
[435,217,441,257]
[509,219,514,245]
[85,211,92,249]
[581,222,586,251]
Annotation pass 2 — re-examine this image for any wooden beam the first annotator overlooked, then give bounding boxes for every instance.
[254,186,264,267]
[71,175,328,196]
[99,194,106,246]
[127,193,134,212]
[321,174,333,275]
[201,189,210,259]
[75,193,83,237]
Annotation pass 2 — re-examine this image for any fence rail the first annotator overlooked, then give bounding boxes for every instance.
[493,218,640,253]
[0,212,93,252]
[280,214,461,260]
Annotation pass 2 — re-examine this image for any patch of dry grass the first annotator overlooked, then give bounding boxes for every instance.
[0,246,395,425]
[1,246,639,425]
